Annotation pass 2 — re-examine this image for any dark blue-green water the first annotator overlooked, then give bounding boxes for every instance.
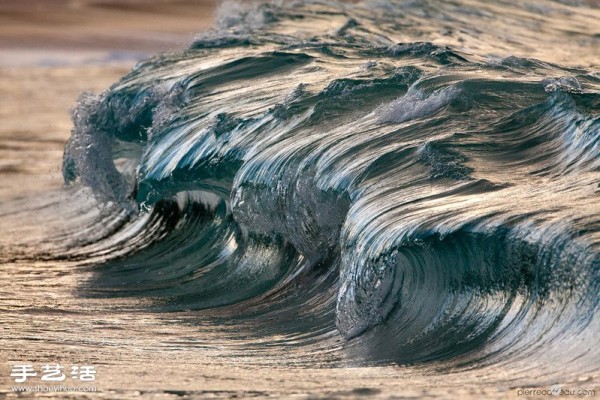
[2,0,599,396]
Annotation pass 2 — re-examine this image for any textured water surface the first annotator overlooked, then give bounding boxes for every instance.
[1,0,599,398]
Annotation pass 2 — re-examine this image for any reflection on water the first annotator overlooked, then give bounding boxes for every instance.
[1,0,599,398]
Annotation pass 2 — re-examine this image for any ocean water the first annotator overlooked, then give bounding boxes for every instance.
[1,0,599,398]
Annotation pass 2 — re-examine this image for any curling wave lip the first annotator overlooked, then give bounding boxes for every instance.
[54,0,600,386]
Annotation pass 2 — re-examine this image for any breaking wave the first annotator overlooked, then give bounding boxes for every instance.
[51,0,600,383]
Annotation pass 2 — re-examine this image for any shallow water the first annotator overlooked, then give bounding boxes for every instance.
[1,0,599,398]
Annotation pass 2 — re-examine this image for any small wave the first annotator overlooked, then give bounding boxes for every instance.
[53,0,600,384]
